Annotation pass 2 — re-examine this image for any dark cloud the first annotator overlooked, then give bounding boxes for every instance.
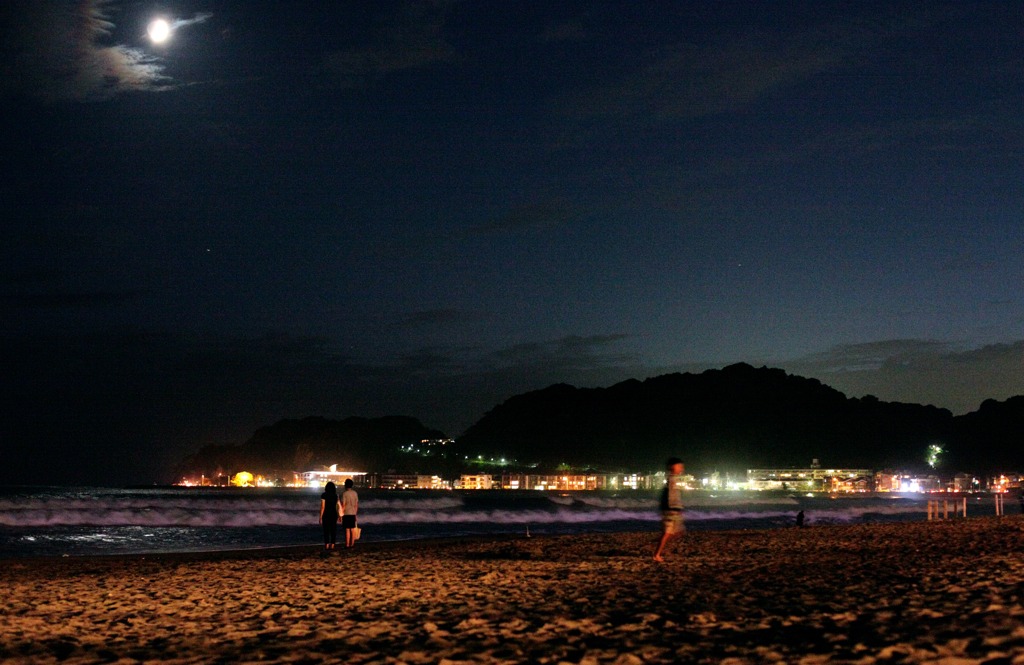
[398,309,483,327]
[485,334,636,371]
[408,198,586,246]
[393,349,465,376]
[552,20,850,121]
[539,19,590,44]
[469,199,584,235]
[0,269,63,286]
[939,252,997,274]
[2,289,146,309]
[789,339,949,373]
[320,1,457,89]
[796,113,1024,165]
[783,340,1024,414]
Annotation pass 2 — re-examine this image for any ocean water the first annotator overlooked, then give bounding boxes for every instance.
[0,486,1011,558]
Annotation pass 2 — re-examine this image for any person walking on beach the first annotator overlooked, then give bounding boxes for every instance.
[654,457,685,562]
[341,478,359,548]
[319,481,341,551]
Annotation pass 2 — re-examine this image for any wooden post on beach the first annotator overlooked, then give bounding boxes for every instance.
[928,498,966,521]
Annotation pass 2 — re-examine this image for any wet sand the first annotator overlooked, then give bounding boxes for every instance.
[2,517,1024,664]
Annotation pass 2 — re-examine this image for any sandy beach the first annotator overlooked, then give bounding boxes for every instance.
[2,517,1024,664]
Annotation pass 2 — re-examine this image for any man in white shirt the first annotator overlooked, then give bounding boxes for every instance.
[341,478,359,548]
[654,457,684,562]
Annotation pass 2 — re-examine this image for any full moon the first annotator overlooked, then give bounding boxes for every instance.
[148,19,171,43]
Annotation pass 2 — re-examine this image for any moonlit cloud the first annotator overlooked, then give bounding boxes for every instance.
[169,12,214,32]
[0,1,170,101]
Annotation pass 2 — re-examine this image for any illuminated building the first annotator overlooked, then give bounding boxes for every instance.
[746,464,874,492]
[377,474,449,490]
[897,475,942,493]
[299,465,367,488]
[493,472,669,491]
[459,474,494,490]
[874,471,902,492]
[989,473,1022,493]
[529,474,603,491]
[699,471,743,491]
[874,471,945,493]
[953,473,978,493]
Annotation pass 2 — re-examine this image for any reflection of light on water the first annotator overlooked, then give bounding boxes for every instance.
[68,532,120,543]
[22,536,36,541]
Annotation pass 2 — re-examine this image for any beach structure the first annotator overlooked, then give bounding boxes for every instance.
[927,497,967,520]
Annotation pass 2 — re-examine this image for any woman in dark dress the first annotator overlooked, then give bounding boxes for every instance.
[319,481,341,550]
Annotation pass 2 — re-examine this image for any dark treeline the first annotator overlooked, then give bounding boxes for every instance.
[176,416,446,482]
[178,364,1024,479]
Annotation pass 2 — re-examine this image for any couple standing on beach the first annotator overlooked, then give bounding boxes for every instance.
[319,479,359,551]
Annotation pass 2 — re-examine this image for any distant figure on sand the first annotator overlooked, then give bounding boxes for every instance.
[341,479,359,548]
[319,481,341,551]
[654,457,685,562]
[796,510,805,528]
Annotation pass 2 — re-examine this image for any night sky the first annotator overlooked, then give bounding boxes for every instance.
[2,1,1022,485]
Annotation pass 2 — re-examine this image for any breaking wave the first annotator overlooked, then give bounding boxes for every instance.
[2,487,997,557]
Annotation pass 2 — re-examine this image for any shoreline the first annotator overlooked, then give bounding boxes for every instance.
[0,530,536,565]
[4,517,1024,663]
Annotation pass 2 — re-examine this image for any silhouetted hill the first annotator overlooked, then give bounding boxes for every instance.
[177,365,1024,480]
[177,416,446,480]
[455,364,955,472]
